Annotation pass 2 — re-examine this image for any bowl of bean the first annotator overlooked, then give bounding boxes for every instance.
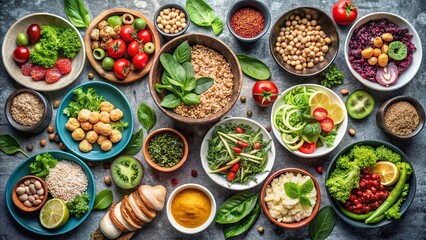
[376,96,425,139]
[154,4,190,39]
[269,7,339,76]
[12,175,48,212]
[226,0,271,42]
[142,128,189,172]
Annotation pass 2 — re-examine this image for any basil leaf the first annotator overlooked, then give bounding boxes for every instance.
[0,135,29,158]
[215,191,258,224]
[194,77,214,94]
[182,93,200,105]
[309,206,337,240]
[211,17,223,35]
[301,179,314,195]
[161,94,182,108]
[184,78,197,92]
[186,0,215,26]
[161,71,171,84]
[173,40,192,64]
[122,129,144,155]
[137,103,157,133]
[300,195,312,208]
[155,83,182,97]
[64,0,90,28]
[93,190,113,210]
[224,202,261,238]
[182,62,195,81]
[284,182,300,199]
[302,122,321,143]
[160,53,186,84]
[237,54,271,80]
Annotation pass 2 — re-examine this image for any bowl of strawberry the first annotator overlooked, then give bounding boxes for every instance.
[2,13,85,91]
[325,140,416,228]
[84,8,160,83]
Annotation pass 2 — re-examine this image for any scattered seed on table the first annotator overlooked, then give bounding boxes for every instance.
[240,96,246,103]
[49,133,55,141]
[258,226,264,233]
[53,99,61,108]
[40,139,46,147]
[59,142,66,150]
[27,144,33,151]
[191,169,198,177]
[104,176,111,186]
[348,128,356,136]
[47,125,54,133]
[341,89,349,95]
[54,134,61,143]
[88,72,94,79]
[172,178,178,185]
[247,110,253,117]
[265,125,271,132]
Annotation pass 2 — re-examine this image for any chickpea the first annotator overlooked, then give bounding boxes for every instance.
[81,121,93,131]
[97,135,108,145]
[109,109,123,122]
[110,130,122,143]
[381,33,394,42]
[361,47,374,58]
[311,20,317,26]
[325,37,331,44]
[101,140,113,151]
[99,111,111,124]
[378,53,389,67]
[285,20,291,26]
[295,64,303,71]
[72,128,85,141]
[86,131,98,144]
[315,25,321,31]
[100,124,112,136]
[381,44,389,54]
[100,102,114,113]
[65,118,80,131]
[321,45,329,53]
[373,37,383,48]
[78,109,91,122]
[368,57,378,65]
[93,122,104,134]
[319,56,324,62]
[307,62,314,68]
[79,140,92,152]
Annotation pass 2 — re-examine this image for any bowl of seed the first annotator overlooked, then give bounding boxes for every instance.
[4,88,52,134]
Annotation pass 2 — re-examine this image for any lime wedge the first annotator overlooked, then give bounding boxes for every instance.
[39,198,69,229]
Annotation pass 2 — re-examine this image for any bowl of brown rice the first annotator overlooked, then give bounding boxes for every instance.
[148,33,242,125]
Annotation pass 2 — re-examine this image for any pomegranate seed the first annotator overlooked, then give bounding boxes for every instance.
[315,166,323,174]
[191,169,198,177]
[172,178,178,185]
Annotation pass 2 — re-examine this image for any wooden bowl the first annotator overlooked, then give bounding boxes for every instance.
[84,8,161,83]
[2,13,85,91]
[12,175,48,212]
[149,33,243,125]
[260,168,321,229]
[142,128,188,172]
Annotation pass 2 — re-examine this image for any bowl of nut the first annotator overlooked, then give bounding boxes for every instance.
[154,4,190,39]
[269,7,339,76]
[12,175,48,212]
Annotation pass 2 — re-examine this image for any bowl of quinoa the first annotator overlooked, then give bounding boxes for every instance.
[149,33,242,125]
[345,12,422,91]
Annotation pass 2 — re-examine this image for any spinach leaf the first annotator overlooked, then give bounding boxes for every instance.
[64,0,90,28]
[216,191,258,224]
[161,71,171,84]
[137,103,157,132]
[93,190,113,210]
[122,129,144,155]
[223,202,261,238]
[173,40,192,63]
[182,93,200,105]
[182,62,195,81]
[155,83,182,97]
[309,206,337,240]
[186,0,215,26]
[302,122,321,143]
[161,94,182,108]
[212,17,223,35]
[0,135,29,157]
[160,53,186,84]
[184,78,197,92]
[194,77,214,94]
[237,54,271,80]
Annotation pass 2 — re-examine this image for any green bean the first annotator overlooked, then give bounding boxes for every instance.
[336,202,374,221]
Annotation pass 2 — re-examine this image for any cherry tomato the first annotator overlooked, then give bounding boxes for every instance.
[237,141,249,149]
[233,147,242,154]
[252,80,279,107]
[113,58,131,79]
[107,39,126,59]
[120,25,135,42]
[127,40,144,57]
[227,172,235,181]
[254,142,261,150]
[332,0,358,25]
[319,117,335,132]
[299,141,316,154]
[27,23,41,43]
[231,163,240,173]
[132,52,149,70]
[13,46,30,63]
[137,29,151,44]
[313,108,328,121]
[235,127,244,133]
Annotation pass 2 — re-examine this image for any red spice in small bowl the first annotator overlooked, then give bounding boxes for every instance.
[230,8,265,38]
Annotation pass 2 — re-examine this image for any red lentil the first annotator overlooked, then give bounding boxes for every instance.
[230,8,264,38]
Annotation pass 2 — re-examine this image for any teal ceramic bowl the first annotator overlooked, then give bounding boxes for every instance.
[325,140,416,228]
[5,151,96,236]
[56,81,134,161]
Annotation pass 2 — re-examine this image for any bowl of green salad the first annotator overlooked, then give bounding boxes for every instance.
[200,117,275,190]
[270,84,347,158]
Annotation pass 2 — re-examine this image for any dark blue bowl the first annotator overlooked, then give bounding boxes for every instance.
[325,140,416,228]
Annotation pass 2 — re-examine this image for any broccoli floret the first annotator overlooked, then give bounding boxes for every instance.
[326,163,360,202]
[384,183,409,220]
[59,28,82,59]
[349,145,378,169]
[375,145,402,163]
[336,155,352,169]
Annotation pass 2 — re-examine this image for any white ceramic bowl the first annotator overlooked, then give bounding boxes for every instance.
[270,84,347,158]
[2,13,85,91]
[344,12,422,91]
[200,117,275,190]
[166,184,216,234]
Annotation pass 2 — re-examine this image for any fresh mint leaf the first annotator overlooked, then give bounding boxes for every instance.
[284,182,300,199]
[300,195,312,208]
[301,179,314,195]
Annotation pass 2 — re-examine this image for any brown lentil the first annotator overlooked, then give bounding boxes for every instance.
[11,93,44,126]
[384,101,419,136]
[265,125,271,132]
[49,133,55,141]
[247,110,253,117]
[104,176,112,186]
[230,8,265,38]
[27,144,33,151]
[258,226,264,233]
[59,142,67,150]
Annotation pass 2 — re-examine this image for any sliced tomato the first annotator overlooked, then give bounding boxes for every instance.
[231,163,240,173]
[237,141,249,149]
[299,141,316,154]
[233,147,242,154]
[235,127,244,133]
[254,142,261,149]
[320,117,335,132]
[227,172,235,181]
[313,107,328,121]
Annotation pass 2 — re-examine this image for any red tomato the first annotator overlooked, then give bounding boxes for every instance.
[237,141,249,149]
[313,108,328,121]
[235,127,244,133]
[231,163,240,173]
[127,40,144,57]
[299,142,316,154]
[233,147,242,154]
[113,58,131,79]
[27,23,41,43]
[137,29,151,44]
[252,80,279,107]
[132,52,149,70]
[13,46,30,63]
[332,0,358,25]
[254,142,261,150]
[227,172,235,181]
[120,25,135,42]
[107,39,126,59]
[320,117,335,132]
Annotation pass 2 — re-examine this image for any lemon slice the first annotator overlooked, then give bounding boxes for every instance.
[39,198,70,229]
[372,161,400,186]
[326,103,345,124]
[309,92,331,111]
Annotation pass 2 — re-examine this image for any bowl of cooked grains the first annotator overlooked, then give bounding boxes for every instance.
[5,88,52,133]
[376,96,425,139]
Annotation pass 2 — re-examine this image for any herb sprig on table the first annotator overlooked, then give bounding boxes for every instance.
[186,0,223,35]
[0,134,29,158]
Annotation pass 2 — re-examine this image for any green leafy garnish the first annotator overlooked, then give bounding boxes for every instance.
[223,202,260,238]
[93,190,113,210]
[211,17,223,35]
[0,134,29,158]
[29,153,59,179]
[237,54,271,80]
[320,63,344,88]
[137,103,157,133]
[110,120,129,131]
[64,0,91,28]
[63,87,105,118]
[186,0,222,35]
[284,179,314,208]
[67,192,90,218]
[122,129,144,156]
[215,191,258,224]
[309,206,336,240]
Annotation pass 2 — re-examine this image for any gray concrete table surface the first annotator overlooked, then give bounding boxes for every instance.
[0,0,425,239]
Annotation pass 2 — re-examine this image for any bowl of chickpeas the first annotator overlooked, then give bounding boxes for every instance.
[269,7,339,76]
[154,4,190,39]
[56,81,134,161]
